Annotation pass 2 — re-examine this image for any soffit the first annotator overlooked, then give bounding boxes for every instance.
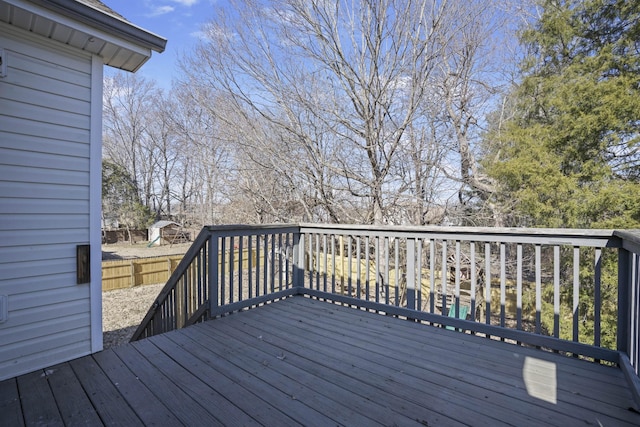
[0,0,166,72]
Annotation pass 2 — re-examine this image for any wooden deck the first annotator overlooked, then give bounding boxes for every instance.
[2,295,640,426]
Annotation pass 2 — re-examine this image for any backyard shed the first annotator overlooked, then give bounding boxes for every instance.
[0,0,165,381]
[148,220,190,246]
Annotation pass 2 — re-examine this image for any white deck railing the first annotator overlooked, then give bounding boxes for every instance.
[131,224,640,402]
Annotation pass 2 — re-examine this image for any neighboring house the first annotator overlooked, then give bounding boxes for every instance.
[0,0,166,380]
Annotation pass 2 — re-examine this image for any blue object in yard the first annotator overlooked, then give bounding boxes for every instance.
[446,304,469,330]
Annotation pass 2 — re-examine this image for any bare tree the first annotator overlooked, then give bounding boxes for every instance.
[391,119,452,225]
[181,0,489,225]
[168,83,232,225]
[435,0,532,227]
[144,92,177,218]
[103,73,160,209]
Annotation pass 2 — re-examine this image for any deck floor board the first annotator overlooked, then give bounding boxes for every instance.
[289,297,625,379]
[110,342,222,426]
[2,295,640,426]
[132,338,260,426]
[272,297,635,413]
[45,362,104,427]
[193,312,432,427]
[179,323,369,427]
[155,331,302,427]
[0,376,24,427]
[278,297,640,424]
[16,369,63,427]
[204,307,479,426]
[69,354,143,426]
[227,298,569,426]
[92,349,183,427]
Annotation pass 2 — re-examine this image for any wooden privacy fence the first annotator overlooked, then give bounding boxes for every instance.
[102,249,257,291]
[102,256,185,291]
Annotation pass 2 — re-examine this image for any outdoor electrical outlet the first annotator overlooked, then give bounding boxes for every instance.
[0,49,6,78]
[0,295,7,323]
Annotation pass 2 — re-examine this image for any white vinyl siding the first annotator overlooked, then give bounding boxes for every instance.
[0,22,96,380]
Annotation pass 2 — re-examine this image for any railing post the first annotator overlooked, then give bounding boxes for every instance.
[406,238,416,310]
[618,247,631,354]
[208,231,219,317]
[293,228,305,290]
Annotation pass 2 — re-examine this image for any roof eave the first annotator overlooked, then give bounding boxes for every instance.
[30,0,167,53]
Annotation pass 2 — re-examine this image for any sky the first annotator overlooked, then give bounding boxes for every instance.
[102,0,222,89]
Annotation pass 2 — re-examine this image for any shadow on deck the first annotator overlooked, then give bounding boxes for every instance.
[2,295,640,426]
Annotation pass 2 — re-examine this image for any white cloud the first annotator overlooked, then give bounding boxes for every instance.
[171,0,199,6]
[190,23,234,42]
[148,5,175,17]
[189,30,207,40]
[144,0,198,18]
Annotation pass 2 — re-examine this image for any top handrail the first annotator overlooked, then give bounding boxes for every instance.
[300,223,621,247]
[300,223,619,236]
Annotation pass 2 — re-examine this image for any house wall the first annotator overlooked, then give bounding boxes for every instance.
[0,21,102,380]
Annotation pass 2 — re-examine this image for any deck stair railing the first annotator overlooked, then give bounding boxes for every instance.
[130,224,640,405]
[131,228,210,341]
[131,225,300,341]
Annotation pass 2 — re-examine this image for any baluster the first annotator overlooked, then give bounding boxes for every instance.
[573,247,580,344]
[441,240,448,316]
[323,234,328,292]
[365,236,370,301]
[248,236,253,299]
[356,236,362,299]
[374,235,380,303]
[500,243,506,330]
[263,234,268,295]
[307,233,313,289]
[394,238,399,307]
[417,238,422,311]
[274,233,284,291]
[430,239,435,314]
[315,233,320,291]
[348,235,353,297]
[535,244,542,334]
[485,242,491,326]
[406,238,416,310]
[229,236,235,304]
[285,233,291,289]
[455,240,461,320]
[632,254,639,366]
[384,237,390,305]
[271,233,277,293]
[554,245,560,339]
[470,242,476,322]
[516,244,523,331]
[331,234,336,294]
[238,236,243,300]
[221,237,226,305]
[256,234,261,296]
[594,247,602,347]
[209,235,218,311]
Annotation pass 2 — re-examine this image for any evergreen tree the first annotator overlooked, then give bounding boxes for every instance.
[102,160,154,240]
[485,0,640,229]
[482,0,640,348]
